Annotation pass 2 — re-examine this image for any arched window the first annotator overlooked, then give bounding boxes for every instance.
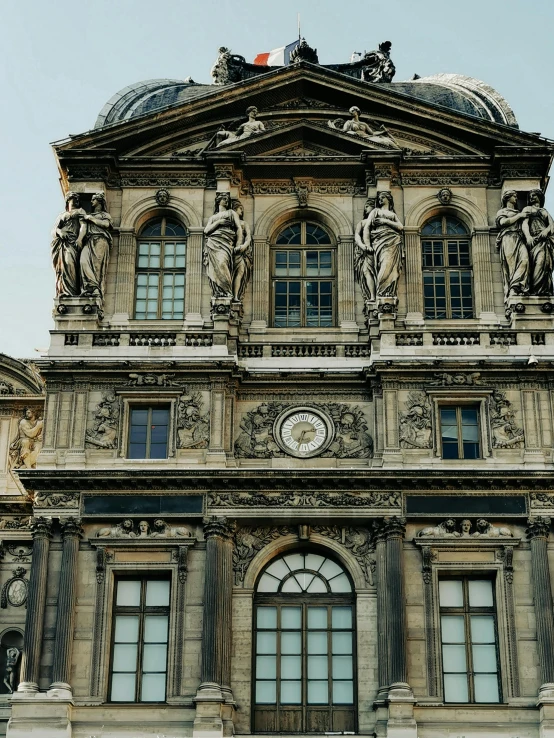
[134,217,187,320]
[254,551,355,734]
[422,215,473,319]
[272,222,335,327]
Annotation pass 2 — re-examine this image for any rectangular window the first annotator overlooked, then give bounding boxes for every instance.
[128,406,170,459]
[440,405,480,459]
[110,578,170,703]
[273,250,334,328]
[439,578,500,704]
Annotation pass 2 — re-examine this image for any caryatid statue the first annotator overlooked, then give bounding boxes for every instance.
[495,189,529,303]
[354,198,376,303]
[77,192,113,301]
[231,199,252,302]
[51,191,87,296]
[522,189,554,296]
[203,192,242,298]
[362,191,404,298]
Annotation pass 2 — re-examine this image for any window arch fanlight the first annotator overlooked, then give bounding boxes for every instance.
[272,222,335,328]
[134,216,187,320]
[422,215,473,320]
[254,551,355,734]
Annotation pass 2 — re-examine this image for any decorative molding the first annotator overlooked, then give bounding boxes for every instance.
[233,525,294,584]
[399,391,432,449]
[177,389,209,449]
[313,525,375,585]
[490,390,524,449]
[85,391,120,450]
[400,170,490,186]
[209,490,400,509]
[128,372,181,387]
[96,518,193,539]
[531,493,554,508]
[5,544,32,563]
[526,516,551,539]
[119,173,215,188]
[155,188,171,206]
[428,372,481,387]
[33,491,79,509]
[0,517,32,530]
[1,567,29,609]
[417,518,513,538]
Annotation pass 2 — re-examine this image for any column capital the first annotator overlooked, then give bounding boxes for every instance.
[527,516,551,540]
[376,516,406,541]
[203,516,234,541]
[188,226,205,236]
[30,516,53,540]
[60,517,83,541]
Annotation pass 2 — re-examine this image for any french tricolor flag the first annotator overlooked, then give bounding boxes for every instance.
[253,41,298,66]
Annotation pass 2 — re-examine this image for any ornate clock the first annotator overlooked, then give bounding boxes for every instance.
[274,407,334,458]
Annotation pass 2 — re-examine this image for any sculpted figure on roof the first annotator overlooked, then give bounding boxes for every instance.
[211,46,246,85]
[361,41,395,83]
[216,106,265,147]
[328,106,397,147]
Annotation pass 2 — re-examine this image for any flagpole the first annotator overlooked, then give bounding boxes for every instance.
[298,12,301,40]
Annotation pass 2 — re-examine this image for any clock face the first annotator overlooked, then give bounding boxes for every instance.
[275,408,333,458]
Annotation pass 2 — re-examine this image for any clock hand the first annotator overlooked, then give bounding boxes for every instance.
[298,430,307,444]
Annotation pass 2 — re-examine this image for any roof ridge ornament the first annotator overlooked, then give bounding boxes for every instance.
[361,41,395,83]
[289,37,319,65]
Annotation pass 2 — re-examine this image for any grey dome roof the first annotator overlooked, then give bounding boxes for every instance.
[94,79,213,129]
[392,73,518,128]
[94,71,518,130]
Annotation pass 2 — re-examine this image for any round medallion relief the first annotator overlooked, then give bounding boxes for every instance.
[7,579,27,607]
[274,407,334,458]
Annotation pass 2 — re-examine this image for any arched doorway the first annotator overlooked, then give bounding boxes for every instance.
[253,551,356,733]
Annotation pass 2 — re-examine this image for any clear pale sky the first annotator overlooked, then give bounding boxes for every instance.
[1,0,553,358]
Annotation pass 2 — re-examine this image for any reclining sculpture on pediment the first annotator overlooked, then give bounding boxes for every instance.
[328,106,398,148]
[215,106,265,147]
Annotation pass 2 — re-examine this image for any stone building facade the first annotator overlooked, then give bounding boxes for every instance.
[2,40,554,737]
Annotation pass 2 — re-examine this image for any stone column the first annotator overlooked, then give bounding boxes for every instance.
[194,517,235,737]
[18,517,53,692]
[337,234,358,331]
[249,237,269,333]
[112,230,136,321]
[50,518,83,696]
[472,229,497,323]
[527,517,554,692]
[383,517,410,691]
[185,227,205,327]
[404,228,424,323]
[375,523,389,699]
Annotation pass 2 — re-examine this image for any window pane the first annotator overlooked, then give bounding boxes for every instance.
[442,644,467,672]
[294,572,315,591]
[307,680,328,704]
[276,225,301,244]
[144,615,169,643]
[306,576,327,593]
[281,607,302,630]
[332,655,353,679]
[257,607,277,629]
[141,673,166,702]
[468,580,493,608]
[281,655,301,680]
[112,643,138,671]
[281,577,302,593]
[333,680,353,704]
[141,219,163,237]
[145,580,170,607]
[281,680,302,704]
[332,632,352,655]
[329,573,351,592]
[421,218,443,236]
[332,607,352,630]
[111,673,136,701]
[441,615,465,643]
[308,655,328,679]
[474,673,499,703]
[257,632,276,654]
[256,655,277,680]
[256,681,276,703]
[305,554,325,574]
[281,632,301,654]
[265,558,290,579]
[470,615,495,644]
[439,580,463,607]
[117,580,141,607]
[257,574,279,593]
[472,645,497,673]
[143,644,168,672]
[308,632,327,654]
[307,607,327,629]
[319,559,343,579]
[284,553,304,570]
[114,616,139,643]
[444,673,469,703]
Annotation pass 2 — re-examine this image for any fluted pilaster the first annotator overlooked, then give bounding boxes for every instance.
[375,524,389,696]
[50,518,83,693]
[383,517,409,688]
[113,230,136,318]
[526,517,554,688]
[199,517,234,699]
[18,517,53,692]
[185,227,205,326]
[337,234,357,328]
[473,229,496,319]
[250,237,269,331]
[404,229,424,320]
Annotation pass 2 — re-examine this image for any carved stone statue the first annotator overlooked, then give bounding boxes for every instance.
[399,392,432,449]
[77,192,113,301]
[51,191,87,297]
[362,191,404,298]
[9,408,43,469]
[490,390,524,448]
[3,647,20,693]
[521,189,554,295]
[216,106,265,147]
[289,38,319,64]
[495,190,530,303]
[329,106,395,147]
[211,47,246,85]
[97,519,134,537]
[176,391,209,449]
[231,199,253,301]
[474,519,512,538]
[361,41,395,83]
[204,192,242,298]
[417,519,457,537]
[85,391,119,449]
[418,518,513,538]
[354,198,376,303]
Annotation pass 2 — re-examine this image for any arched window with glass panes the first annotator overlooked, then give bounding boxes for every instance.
[254,551,356,734]
[272,222,335,327]
[422,215,473,319]
[134,217,187,320]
